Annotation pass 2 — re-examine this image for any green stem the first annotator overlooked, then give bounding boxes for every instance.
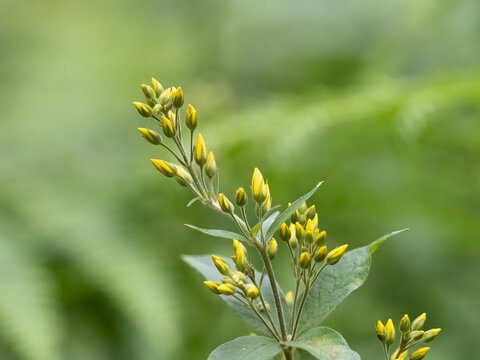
[247,299,281,341]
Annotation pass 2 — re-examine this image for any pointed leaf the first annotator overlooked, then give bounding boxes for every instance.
[283,327,360,360]
[186,197,199,207]
[299,230,407,331]
[369,228,408,254]
[185,224,249,243]
[208,336,282,360]
[265,182,323,240]
[182,254,286,334]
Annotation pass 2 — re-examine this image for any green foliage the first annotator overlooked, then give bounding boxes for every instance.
[207,336,282,360]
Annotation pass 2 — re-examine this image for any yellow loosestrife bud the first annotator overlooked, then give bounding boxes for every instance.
[289,236,298,249]
[278,223,291,242]
[221,277,235,285]
[251,168,267,203]
[205,152,217,178]
[422,328,441,343]
[204,281,220,294]
[161,115,175,138]
[268,238,278,260]
[299,252,311,268]
[261,184,271,214]
[194,133,207,167]
[245,284,259,299]
[312,213,318,228]
[409,347,430,360]
[218,193,233,214]
[411,330,424,341]
[400,314,411,333]
[285,291,294,306]
[305,205,316,220]
[295,222,305,242]
[133,102,153,117]
[391,349,408,360]
[313,246,327,262]
[138,128,162,145]
[412,313,426,330]
[153,104,162,115]
[299,202,308,213]
[235,187,248,207]
[326,244,348,265]
[211,255,231,276]
[233,239,249,273]
[159,88,172,105]
[376,320,386,342]
[305,219,315,244]
[385,319,395,346]
[217,283,236,296]
[142,84,155,100]
[186,104,197,130]
[150,159,176,177]
[172,86,184,108]
[174,166,192,186]
[291,209,300,224]
[231,271,246,284]
[315,230,326,246]
[151,78,163,97]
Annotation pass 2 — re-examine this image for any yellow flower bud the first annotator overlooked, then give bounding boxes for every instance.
[411,330,424,341]
[305,219,315,244]
[138,128,162,145]
[391,349,408,360]
[133,102,153,117]
[315,230,326,246]
[205,152,217,178]
[231,271,246,283]
[291,209,300,224]
[305,205,316,220]
[422,328,441,343]
[161,115,175,138]
[218,193,233,214]
[326,244,348,265]
[245,284,259,299]
[204,281,220,294]
[251,168,268,203]
[173,166,192,187]
[151,78,164,97]
[278,223,291,242]
[194,133,207,167]
[299,202,308,213]
[235,187,248,207]
[289,236,298,249]
[385,318,395,346]
[150,159,176,177]
[260,184,271,214]
[159,88,172,105]
[172,86,184,108]
[400,314,411,333]
[211,255,231,276]
[153,104,162,115]
[233,239,248,273]
[312,213,318,228]
[409,347,430,360]
[412,313,426,331]
[295,222,305,242]
[299,252,311,268]
[376,320,386,342]
[186,104,197,130]
[221,277,235,285]
[285,291,294,306]
[217,283,236,296]
[313,246,327,262]
[141,84,155,99]
[268,238,278,260]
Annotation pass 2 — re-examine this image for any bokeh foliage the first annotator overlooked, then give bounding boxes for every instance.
[0,0,479,359]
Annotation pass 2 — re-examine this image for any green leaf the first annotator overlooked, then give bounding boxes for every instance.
[186,197,199,207]
[265,181,323,240]
[182,254,286,334]
[299,229,407,331]
[208,336,282,360]
[185,224,249,243]
[283,327,360,360]
[250,209,280,239]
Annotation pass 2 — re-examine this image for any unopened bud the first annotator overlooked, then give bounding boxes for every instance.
[289,236,298,249]
[400,314,411,333]
[315,230,326,246]
[204,281,220,294]
[278,223,291,242]
[174,166,192,187]
[412,313,426,331]
[138,128,162,145]
[313,246,327,262]
[392,349,408,360]
[159,88,172,105]
[251,168,267,203]
[142,84,155,100]
[385,319,395,346]
[305,205,316,220]
[221,277,235,285]
[235,187,247,207]
[376,320,386,342]
[411,330,424,341]
[205,152,217,178]
[151,78,164,97]
[161,115,175,138]
[233,239,248,273]
[245,284,259,299]
[291,209,300,224]
[268,238,278,260]
[194,133,207,167]
[186,104,197,130]
[305,219,315,244]
[409,347,430,360]
[172,86,184,108]
[153,104,162,115]
[218,193,233,214]
[299,252,311,268]
[285,291,294,306]
[217,283,236,296]
[326,244,348,265]
[150,159,176,177]
[298,202,308,213]
[231,271,246,283]
[423,328,441,343]
[295,222,305,242]
[133,102,153,117]
[211,255,231,276]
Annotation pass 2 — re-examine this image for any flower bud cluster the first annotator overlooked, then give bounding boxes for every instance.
[376,313,441,360]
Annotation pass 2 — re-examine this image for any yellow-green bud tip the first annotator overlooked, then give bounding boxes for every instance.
[211,255,231,276]
[138,128,162,145]
[172,86,184,108]
[133,102,152,117]
[409,347,430,360]
[385,318,395,346]
[235,187,248,207]
[206,152,217,178]
[376,320,386,343]
[150,159,176,177]
[326,244,348,265]
[268,238,278,260]
[423,328,441,343]
[412,313,427,330]
[186,104,197,130]
[218,193,233,214]
[194,133,207,167]
[204,281,220,294]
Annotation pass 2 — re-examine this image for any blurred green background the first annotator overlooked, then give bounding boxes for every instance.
[1,0,479,359]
